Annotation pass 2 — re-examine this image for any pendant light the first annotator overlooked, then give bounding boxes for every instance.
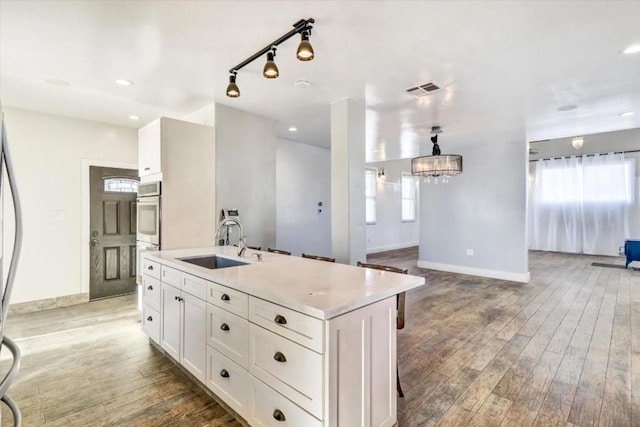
[226,73,240,97]
[411,127,462,181]
[263,48,279,79]
[296,31,314,61]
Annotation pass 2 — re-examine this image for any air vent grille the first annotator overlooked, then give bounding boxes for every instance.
[405,81,441,98]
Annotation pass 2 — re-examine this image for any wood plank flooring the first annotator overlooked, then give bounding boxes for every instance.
[2,248,638,426]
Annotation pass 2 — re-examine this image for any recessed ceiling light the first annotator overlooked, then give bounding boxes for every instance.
[129,115,140,121]
[288,127,297,132]
[558,104,577,112]
[45,78,70,87]
[115,79,134,86]
[619,111,635,117]
[623,44,640,55]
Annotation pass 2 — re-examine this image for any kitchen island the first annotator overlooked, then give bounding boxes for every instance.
[140,246,425,427]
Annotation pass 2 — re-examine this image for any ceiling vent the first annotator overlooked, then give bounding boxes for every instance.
[405,81,441,98]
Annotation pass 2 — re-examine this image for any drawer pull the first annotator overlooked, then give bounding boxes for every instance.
[273,409,286,422]
[147,285,153,291]
[147,316,153,321]
[175,296,183,302]
[221,293,230,301]
[147,265,154,270]
[220,369,230,378]
[220,323,230,331]
[274,314,287,325]
[273,351,287,363]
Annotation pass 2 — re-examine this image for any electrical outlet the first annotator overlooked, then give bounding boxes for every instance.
[466,249,474,256]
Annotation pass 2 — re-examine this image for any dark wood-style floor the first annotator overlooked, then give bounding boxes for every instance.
[2,249,638,426]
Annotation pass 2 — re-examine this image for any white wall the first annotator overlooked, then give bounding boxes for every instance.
[418,135,529,282]
[365,159,419,254]
[2,107,137,303]
[276,138,331,256]
[215,104,276,249]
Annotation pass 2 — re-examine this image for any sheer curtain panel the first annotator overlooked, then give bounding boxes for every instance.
[528,153,636,256]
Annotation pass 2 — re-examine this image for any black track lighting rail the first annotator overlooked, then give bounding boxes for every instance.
[228,18,314,74]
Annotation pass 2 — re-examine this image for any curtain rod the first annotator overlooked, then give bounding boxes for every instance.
[529,149,640,162]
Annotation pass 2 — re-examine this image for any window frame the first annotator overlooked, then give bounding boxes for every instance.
[401,173,416,222]
[103,177,140,194]
[365,168,377,225]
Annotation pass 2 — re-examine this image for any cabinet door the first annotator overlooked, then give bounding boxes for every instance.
[182,292,207,382]
[138,120,161,177]
[161,283,181,360]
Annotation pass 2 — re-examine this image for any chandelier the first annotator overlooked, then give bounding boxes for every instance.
[411,127,462,183]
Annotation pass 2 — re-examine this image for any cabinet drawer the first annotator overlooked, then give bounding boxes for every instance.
[207,304,249,369]
[249,297,323,353]
[142,304,160,343]
[142,275,161,311]
[250,376,322,427]
[206,346,251,419]
[181,272,207,300]
[208,282,248,318]
[142,258,161,280]
[161,265,181,288]
[249,324,323,418]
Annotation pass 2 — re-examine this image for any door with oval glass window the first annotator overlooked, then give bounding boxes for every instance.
[90,166,139,300]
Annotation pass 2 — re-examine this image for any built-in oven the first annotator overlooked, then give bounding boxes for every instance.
[137,181,160,246]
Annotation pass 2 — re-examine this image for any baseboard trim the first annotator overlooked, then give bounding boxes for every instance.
[417,260,530,283]
[8,293,90,315]
[367,242,418,255]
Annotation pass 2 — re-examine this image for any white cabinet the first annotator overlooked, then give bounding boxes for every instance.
[137,117,216,249]
[160,281,206,382]
[161,283,181,360]
[138,120,161,177]
[143,256,399,427]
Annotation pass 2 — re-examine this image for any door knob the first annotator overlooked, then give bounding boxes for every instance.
[90,239,99,248]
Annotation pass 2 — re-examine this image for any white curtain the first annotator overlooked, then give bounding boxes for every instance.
[528,153,637,256]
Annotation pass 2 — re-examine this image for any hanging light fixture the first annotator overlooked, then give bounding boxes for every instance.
[226,72,240,97]
[411,127,462,183]
[263,48,279,78]
[296,31,314,61]
[226,18,315,97]
[571,136,584,149]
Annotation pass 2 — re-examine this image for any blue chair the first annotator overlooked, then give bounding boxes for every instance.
[623,239,640,268]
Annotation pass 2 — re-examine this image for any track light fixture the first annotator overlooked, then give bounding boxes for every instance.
[263,48,279,79]
[297,31,314,61]
[226,18,315,97]
[226,72,240,98]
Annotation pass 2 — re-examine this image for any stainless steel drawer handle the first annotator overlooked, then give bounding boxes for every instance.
[147,285,153,290]
[220,323,230,331]
[221,294,230,301]
[273,409,286,422]
[220,369,229,378]
[274,314,287,325]
[273,352,287,363]
[147,316,153,321]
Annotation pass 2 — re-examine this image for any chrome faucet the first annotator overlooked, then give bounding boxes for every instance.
[215,217,246,257]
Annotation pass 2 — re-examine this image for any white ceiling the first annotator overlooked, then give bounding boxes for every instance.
[1,1,639,162]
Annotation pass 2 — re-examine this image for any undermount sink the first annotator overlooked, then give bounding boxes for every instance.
[178,255,248,269]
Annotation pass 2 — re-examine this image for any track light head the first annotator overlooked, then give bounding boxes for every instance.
[263,49,279,79]
[296,31,314,61]
[226,73,240,98]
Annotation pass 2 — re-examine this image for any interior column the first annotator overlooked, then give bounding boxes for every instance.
[330,98,366,265]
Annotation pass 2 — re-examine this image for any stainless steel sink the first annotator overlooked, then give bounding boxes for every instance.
[178,255,248,269]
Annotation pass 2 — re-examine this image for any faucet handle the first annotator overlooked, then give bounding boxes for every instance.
[253,253,263,262]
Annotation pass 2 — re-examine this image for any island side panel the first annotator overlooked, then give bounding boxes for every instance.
[326,296,397,427]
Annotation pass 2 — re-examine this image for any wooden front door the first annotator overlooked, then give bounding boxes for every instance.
[90,166,138,300]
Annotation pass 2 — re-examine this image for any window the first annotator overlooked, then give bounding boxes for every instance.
[401,173,416,222]
[365,169,377,224]
[103,177,139,193]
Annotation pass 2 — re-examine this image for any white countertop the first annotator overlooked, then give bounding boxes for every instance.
[144,246,426,320]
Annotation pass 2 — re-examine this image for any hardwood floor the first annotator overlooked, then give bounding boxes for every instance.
[2,248,638,426]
